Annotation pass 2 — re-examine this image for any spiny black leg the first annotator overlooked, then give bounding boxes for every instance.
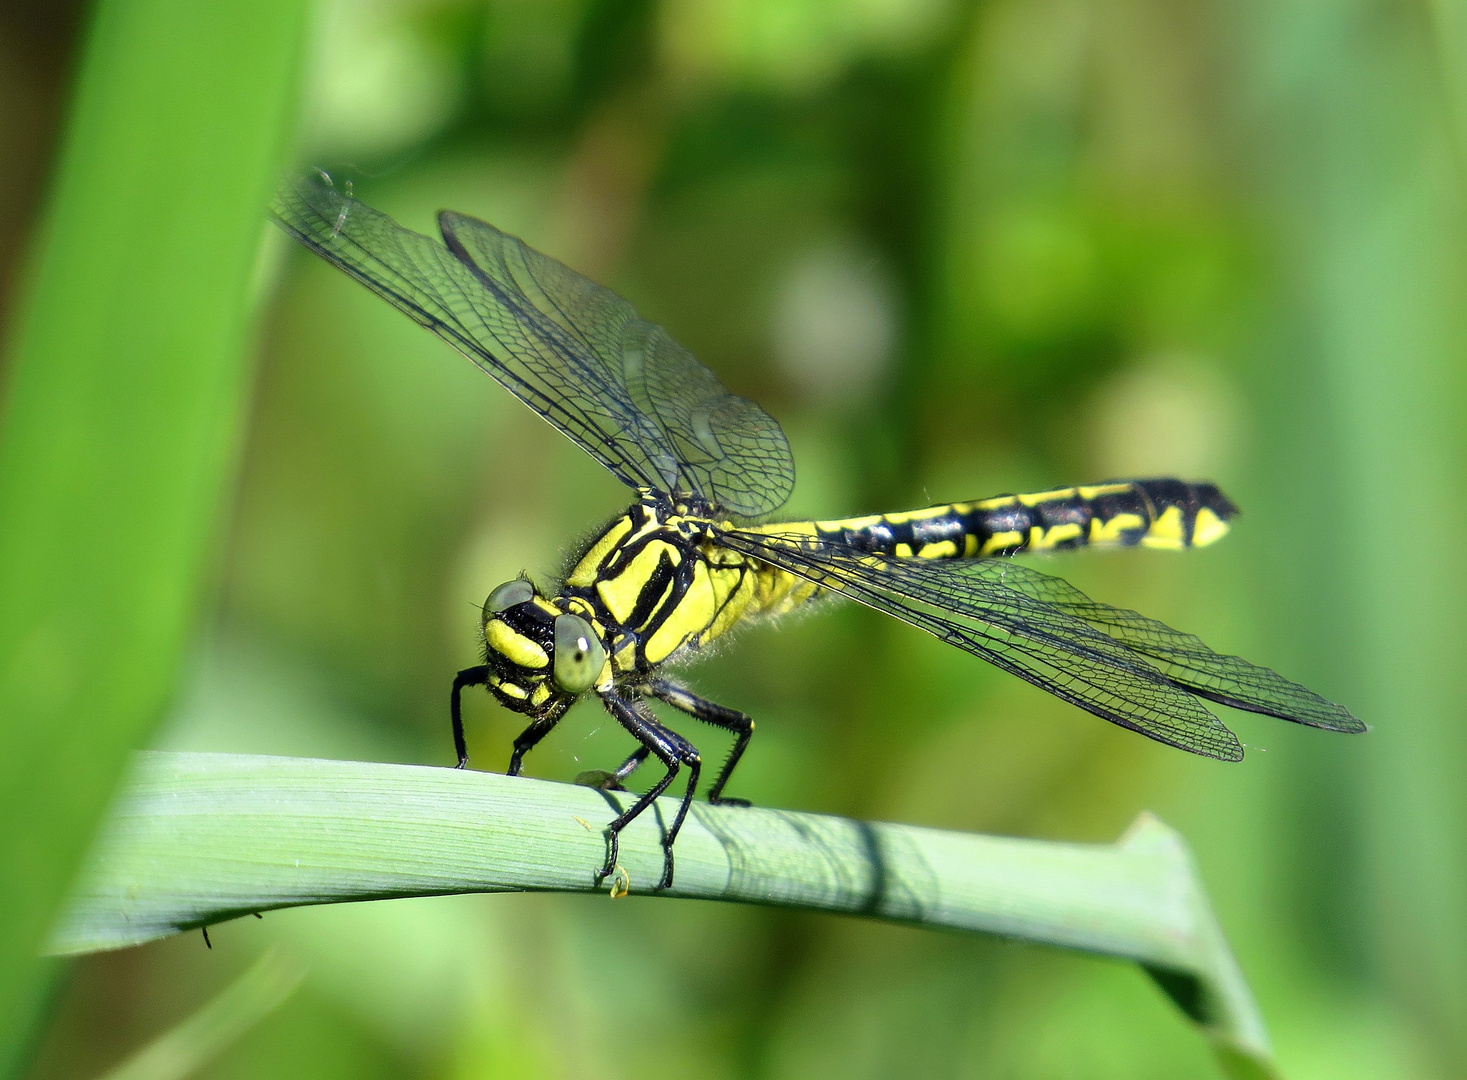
[507,707,566,777]
[601,694,701,890]
[647,678,753,805]
[451,666,490,768]
[653,725,701,884]
[599,699,678,887]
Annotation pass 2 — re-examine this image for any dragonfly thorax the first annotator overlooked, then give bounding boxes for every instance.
[559,498,777,671]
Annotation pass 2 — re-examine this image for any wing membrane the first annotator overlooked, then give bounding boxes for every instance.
[722,529,1360,757]
[272,173,794,518]
[981,564,1364,732]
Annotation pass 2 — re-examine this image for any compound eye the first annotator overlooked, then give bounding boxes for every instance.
[485,579,535,615]
[553,614,606,695]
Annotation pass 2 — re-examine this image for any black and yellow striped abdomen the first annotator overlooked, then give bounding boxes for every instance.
[771,478,1236,561]
[538,479,1239,685]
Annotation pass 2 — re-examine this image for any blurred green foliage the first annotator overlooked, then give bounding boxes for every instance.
[2,0,1464,1077]
[0,0,306,1071]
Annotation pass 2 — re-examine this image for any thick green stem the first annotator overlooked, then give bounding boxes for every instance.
[57,751,1277,1079]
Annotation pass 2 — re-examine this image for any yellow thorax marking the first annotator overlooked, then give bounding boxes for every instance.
[627,509,669,543]
[752,566,820,617]
[645,560,717,663]
[596,539,680,625]
[706,563,756,639]
[566,515,634,587]
[611,633,638,671]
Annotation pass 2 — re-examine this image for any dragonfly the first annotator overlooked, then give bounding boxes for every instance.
[272,171,1364,891]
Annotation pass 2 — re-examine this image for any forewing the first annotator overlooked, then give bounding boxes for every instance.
[720,528,1250,760]
[440,212,794,517]
[440,211,798,513]
[272,173,794,517]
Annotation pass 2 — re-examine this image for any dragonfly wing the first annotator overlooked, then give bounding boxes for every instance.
[270,173,794,517]
[720,528,1359,759]
[983,563,1364,732]
[440,211,793,518]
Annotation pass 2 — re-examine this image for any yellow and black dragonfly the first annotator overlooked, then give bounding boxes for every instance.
[273,172,1363,890]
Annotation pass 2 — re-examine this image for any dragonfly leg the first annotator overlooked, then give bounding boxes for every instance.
[451,666,490,768]
[646,679,753,806]
[600,693,701,890]
[506,710,565,777]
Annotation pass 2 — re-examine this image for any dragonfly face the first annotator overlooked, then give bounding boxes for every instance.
[479,579,608,717]
[273,171,1363,894]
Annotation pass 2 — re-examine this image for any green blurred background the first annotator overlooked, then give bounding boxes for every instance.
[3,0,1465,1076]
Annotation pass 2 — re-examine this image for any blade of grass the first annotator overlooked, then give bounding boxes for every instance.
[0,0,308,1069]
[96,949,304,1080]
[57,751,1277,1079]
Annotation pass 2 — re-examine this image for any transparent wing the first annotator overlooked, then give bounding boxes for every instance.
[984,564,1364,732]
[272,172,795,518]
[721,530,1362,758]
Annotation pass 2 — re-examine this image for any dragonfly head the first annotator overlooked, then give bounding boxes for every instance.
[479,578,609,716]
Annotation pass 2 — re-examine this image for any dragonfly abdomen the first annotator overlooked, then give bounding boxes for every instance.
[803,479,1237,559]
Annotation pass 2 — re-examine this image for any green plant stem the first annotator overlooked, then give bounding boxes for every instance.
[58,751,1277,1079]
